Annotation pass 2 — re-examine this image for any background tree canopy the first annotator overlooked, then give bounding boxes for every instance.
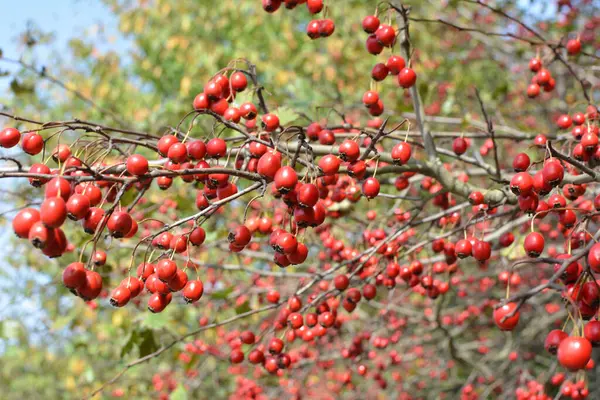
[1,0,599,399]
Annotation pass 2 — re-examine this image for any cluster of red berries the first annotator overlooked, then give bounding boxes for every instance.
[261,0,335,39]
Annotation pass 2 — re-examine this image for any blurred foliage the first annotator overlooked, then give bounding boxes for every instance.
[0,0,596,398]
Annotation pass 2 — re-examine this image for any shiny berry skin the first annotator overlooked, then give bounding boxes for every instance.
[66,194,90,221]
[556,114,572,129]
[0,127,21,148]
[452,137,468,155]
[126,154,149,176]
[28,163,51,187]
[193,92,210,110]
[257,151,282,180]
[366,34,384,55]
[557,337,592,371]
[536,68,551,85]
[371,63,389,81]
[318,154,341,175]
[529,57,542,72]
[167,142,188,163]
[391,142,412,165]
[228,225,252,247]
[107,211,133,238]
[12,208,40,238]
[587,243,600,273]
[362,90,379,107]
[468,191,484,205]
[183,280,204,303]
[510,172,533,196]
[83,207,105,234]
[455,239,472,259]
[156,259,178,282]
[319,19,335,37]
[334,274,349,291]
[269,337,284,354]
[583,321,600,346]
[110,286,131,307]
[274,166,298,194]
[77,270,103,301]
[527,83,540,98]
[261,113,280,132]
[386,55,406,75]
[493,302,520,331]
[296,183,319,208]
[240,102,258,120]
[524,232,544,257]
[157,135,178,157]
[581,132,598,152]
[541,159,564,186]
[40,197,67,228]
[362,15,380,33]
[362,177,380,199]
[512,153,530,172]
[472,240,491,262]
[545,329,568,354]
[338,140,360,162]
[566,38,581,55]
[62,262,87,289]
[375,24,395,47]
[206,138,227,158]
[187,140,206,160]
[21,132,44,155]
[148,293,169,313]
[398,68,417,88]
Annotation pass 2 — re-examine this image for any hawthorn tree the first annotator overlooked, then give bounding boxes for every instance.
[1,0,600,399]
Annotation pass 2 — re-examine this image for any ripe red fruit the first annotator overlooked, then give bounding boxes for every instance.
[469,191,484,205]
[583,321,600,347]
[62,262,87,289]
[493,302,520,330]
[362,90,379,107]
[512,153,530,172]
[13,208,40,238]
[156,259,178,282]
[167,142,188,163]
[545,329,568,354]
[228,225,252,247]
[557,337,592,371]
[366,34,384,55]
[92,250,107,267]
[28,163,51,187]
[455,239,472,258]
[83,207,105,234]
[77,270,103,301]
[126,154,149,175]
[371,63,389,81]
[362,177,380,199]
[529,57,542,72]
[206,138,227,158]
[526,83,540,98]
[375,24,395,47]
[362,15,380,33]
[452,137,468,155]
[40,197,67,228]
[566,38,581,55]
[261,113,280,132]
[334,274,349,291]
[318,154,341,175]
[21,132,44,155]
[274,166,298,193]
[107,211,133,238]
[510,172,533,196]
[66,194,90,221]
[157,135,178,157]
[398,68,417,88]
[0,127,21,148]
[541,159,564,186]
[319,19,335,37]
[189,227,206,246]
[338,140,360,162]
[524,232,544,257]
[386,55,406,75]
[391,142,411,165]
[296,183,319,208]
[536,68,551,85]
[587,243,600,273]
[193,92,210,110]
[556,114,572,129]
[110,286,131,307]
[472,240,491,262]
[148,293,169,313]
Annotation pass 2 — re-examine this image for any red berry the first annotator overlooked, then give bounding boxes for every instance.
[557,337,592,371]
[398,68,417,88]
[0,127,21,148]
[126,154,149,176]
[493,302,520,331]
[391,142,412,165]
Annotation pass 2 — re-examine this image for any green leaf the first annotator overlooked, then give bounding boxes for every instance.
[170,385,188,400]
[274,106,300,126]
[120,330,139,358]
[138,329,159,357]
[210,286,233,300]
[235,301,251,315]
